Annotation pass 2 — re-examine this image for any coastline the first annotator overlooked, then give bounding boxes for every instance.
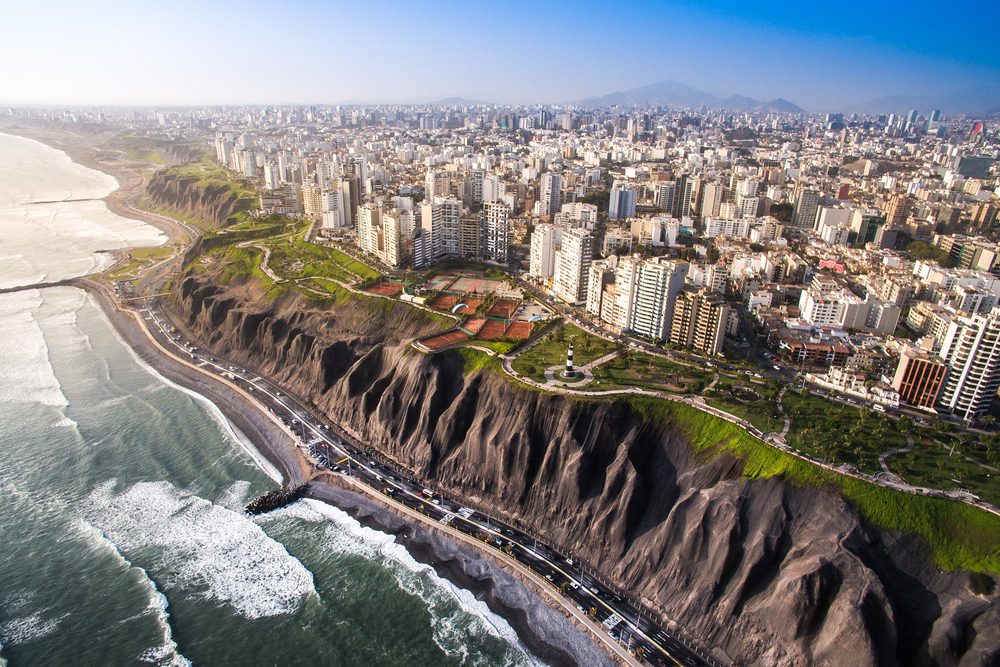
[3,123,624,666]
[74,277,617,667]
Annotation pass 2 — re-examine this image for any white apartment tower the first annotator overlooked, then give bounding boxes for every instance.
[529,224,562,279]
[553,229,594,304]
[628,259,689,340]
[420,196,461,260]
[609,182,637,219]
[539,172,562,217]
[482,201,510,263]
[937,308,1000,420]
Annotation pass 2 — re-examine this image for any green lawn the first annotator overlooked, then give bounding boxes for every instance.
[590,351,711,393]
[782,390,1000,506]
[512,324,621,382]
[704,377,784,433]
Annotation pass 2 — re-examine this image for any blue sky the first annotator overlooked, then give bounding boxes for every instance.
[2,0,997,109]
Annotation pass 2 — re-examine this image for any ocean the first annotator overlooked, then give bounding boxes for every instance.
[0,133,542,666]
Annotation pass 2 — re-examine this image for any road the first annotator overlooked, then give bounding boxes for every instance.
[136,297,720,667]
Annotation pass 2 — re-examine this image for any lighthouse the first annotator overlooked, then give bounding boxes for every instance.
[564,341,576,378]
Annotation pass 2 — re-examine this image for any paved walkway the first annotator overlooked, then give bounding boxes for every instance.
[541,349,622,388]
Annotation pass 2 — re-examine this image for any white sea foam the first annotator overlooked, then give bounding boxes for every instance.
[270,500,539,665]
[0,133,165,290]
[74,521,191,667]
[0,291,69,407]
[81,480,315,619]
[216,480,253,511]
[0,612,63,647]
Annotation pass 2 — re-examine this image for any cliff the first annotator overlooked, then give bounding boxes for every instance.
[168,274,1000,667]
[145,163,255,229]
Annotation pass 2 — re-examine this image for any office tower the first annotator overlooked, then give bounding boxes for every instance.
[655,181,677,213]
[668,288,729,355]
[539,172,562,216]
[420,196,461,260]
[892,347,947,409]
[529,224,562,278]
[482,201,510,263]
[425,169,451,200]
[792,188,820,229]
[937,308,1000,420]
[629,259,689,340]
[609,182,637,219]
[553,228,594,304]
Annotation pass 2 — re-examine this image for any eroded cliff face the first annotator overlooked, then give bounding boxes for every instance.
[145,169,251,229]
[170,275,1000,667]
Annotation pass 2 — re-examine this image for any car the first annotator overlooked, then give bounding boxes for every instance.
[570,582,580,589]
[773,365,781,371]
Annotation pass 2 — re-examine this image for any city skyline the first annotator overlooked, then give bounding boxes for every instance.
[3,0,999,111]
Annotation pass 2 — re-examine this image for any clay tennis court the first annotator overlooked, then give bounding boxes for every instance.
[464,297,484,310]
[420,329,471,350]
[429,293,460,310]
[487,299,520,318]
[476,319,508,340]
[364,280,405,296]
[462,317,486,335]
[505,320,534,339]
[450,276,505,294]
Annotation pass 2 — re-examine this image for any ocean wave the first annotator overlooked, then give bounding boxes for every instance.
[270,500,538,666]
[0,291,69,408]
[81,479,315,619]
[87,294,284,484]
[74,520,191,667]
[0,612,64,647]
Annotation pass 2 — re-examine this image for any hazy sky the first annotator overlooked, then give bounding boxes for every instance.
[2,0,998,110]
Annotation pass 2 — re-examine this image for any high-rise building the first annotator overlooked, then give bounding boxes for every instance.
[321,188,346,228]
[301,183,323,219]
[669,288,730,355]
[883,193,912,229]
[340,174,360,229]
[356,203,382,257]
[891,347,947,409]
[698,181,724,219]
[552,228,594,304]
[425,169,451,200]
[629,259,689,340]
[458,215,481,259]
[382,211,402,268]
[937,308,1000,420]
[655,181,677,213]
[529,224,562,279]
[482,201,510,263]
[420,196,461,260]
[674,174,696,219]
[609,182,637,219]
[539,172,562,217]
[792,188,821,229]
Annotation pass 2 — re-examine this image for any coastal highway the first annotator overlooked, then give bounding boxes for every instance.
[136,298,719,667]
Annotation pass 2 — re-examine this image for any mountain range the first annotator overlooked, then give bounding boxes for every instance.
[573,80,805,113]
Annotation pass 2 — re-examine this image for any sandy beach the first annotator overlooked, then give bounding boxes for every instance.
[0,122,624,667]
